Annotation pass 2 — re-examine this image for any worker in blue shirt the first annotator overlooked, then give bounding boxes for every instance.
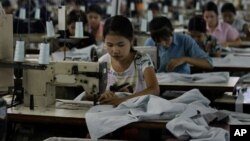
[144,16,213,74]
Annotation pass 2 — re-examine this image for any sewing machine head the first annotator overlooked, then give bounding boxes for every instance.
[23,61,107,107]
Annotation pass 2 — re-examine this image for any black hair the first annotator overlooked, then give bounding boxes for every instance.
[87,4,103,16]
[2,0,11,7]
[103,15,133,41]
[73,0,84,5]
[188,15,207,33]
[221,3,236,15]
[149,16,173,42]
[148,2,160,11]
[202,1,218,15]
[67,10,87,25]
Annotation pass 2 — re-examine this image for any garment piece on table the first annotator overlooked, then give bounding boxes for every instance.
[230,47,250,53]
[213,54,250,67]
[156,72,230,83]
[167,90,229,141]
[85,89,224,140]
[44,137,87,141]
[51,45,97,61]
[220,110,250,123]
[166,116,229,141]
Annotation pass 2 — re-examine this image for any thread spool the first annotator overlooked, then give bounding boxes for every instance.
[179,15,184,25]
[147,10,153,22]
[80,6,85,12]
[140,19,147,32]
[195,2,200,11]
[34,8,40,20]
[130,2,135,11]
[19,8,26,20]
[173,0,178,7]
[163,6,168,13]
[46,20,55,37]
[75,21,84,38]
[38,43,50,64]
[14,40,25,62]
[180,0,185,7]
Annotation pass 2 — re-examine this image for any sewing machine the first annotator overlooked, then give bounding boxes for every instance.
[23,61,107,107]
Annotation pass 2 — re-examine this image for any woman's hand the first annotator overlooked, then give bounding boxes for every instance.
[99,91,125,106]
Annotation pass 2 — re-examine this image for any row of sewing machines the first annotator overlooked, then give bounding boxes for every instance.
[0,41,108,108]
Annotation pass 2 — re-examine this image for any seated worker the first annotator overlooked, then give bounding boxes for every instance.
[221,2,250,38]
[92,15,160,106]
[188,15,222,57]
[144,16,213,74]
[55,10,96,52]
[14,0,50,33]
[1,0,15,14]
[148,2,161,17]
[203,1,241,47]
[54,10,96,98]
[86,4,104,45]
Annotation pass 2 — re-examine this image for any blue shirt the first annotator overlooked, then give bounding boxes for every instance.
[144,33,213,74]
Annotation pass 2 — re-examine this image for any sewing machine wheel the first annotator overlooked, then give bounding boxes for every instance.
[90,47,98,62]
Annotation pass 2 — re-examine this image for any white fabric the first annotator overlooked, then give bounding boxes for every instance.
[85,89,228,140]
[156,72,230,83]
[51,45,97,61]
[98,52,154,93]
[220,110,250,123]
[44,137,91,141]
[230,47,250,53]
[167,116,229,141]
[213,54,250,67]
[166,103,229,141]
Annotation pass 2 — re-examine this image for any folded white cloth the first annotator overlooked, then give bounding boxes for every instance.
[231,47,250,53]
[213,54,250,67]
[157,72,230,83]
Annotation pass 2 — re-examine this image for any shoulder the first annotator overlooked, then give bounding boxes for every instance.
[98,53,110,63]
[134,51,150,60]
[134,51,154,66]
[220,21,235,30]
[144,37,155,46]
[174,33,196,45]
[174,33,193,41]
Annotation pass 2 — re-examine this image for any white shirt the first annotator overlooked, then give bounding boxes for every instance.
[98,51,154,93]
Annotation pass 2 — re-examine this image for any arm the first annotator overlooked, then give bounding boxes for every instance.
[185,35,213,70]
[144,37,156,46]
[167,57,213,72]
[125,67,160,98]
[225,37,241,47]
[99,67,160,106]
